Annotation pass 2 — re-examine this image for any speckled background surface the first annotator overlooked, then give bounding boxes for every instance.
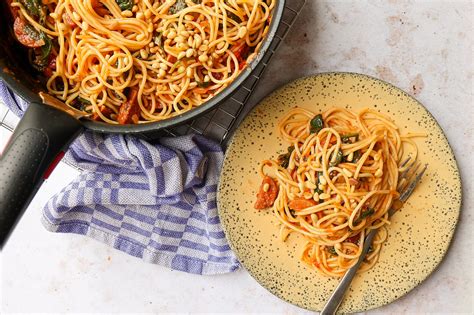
[1,1,472,313]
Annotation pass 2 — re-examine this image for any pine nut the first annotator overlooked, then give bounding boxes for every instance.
[198,54,208,63]
[122,10,133,17]
[305,181,316,189]
[194,34,202,48]
[144,9,152,19]
[186,48,194,58]
[167,30,177,39]
[319,193,331,200]
[263,183,270,192]
[375,169,383,177]
[140,49,148,59]
[186,67,193,78]
[237,26,247,38]
[347,151,354,162]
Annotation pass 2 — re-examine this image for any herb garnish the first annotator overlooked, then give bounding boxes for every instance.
[278,146,294,168]
[341,132,359,143]
[169,0,187,14]
[327,246,338,256]
[310,114,324,134]
[354,207,375,225]
[330,149,343,167]
[21,0,46,24]
[115,0,133,11]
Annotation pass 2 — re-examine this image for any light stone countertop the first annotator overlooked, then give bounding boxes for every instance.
[1,1,473,314]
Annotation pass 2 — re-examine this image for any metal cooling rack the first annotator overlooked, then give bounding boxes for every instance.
[0,0,306,147]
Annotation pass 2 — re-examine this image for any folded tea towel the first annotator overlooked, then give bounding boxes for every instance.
[0,81,239,275]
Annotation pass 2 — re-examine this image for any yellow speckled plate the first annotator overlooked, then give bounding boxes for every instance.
[217,73,461,313]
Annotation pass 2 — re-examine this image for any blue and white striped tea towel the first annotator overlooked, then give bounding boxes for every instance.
[0,82,239,275]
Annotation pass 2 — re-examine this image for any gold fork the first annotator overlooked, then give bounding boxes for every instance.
[321,157,428,315]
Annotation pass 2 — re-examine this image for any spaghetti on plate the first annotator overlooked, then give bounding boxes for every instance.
[254,107,422,277]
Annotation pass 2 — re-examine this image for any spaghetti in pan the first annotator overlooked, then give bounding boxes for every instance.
[254,107,424,277]
[9,0,275,124]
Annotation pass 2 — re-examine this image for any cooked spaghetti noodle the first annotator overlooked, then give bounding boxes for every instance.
[9,0,274,124]
[254,107,422,277]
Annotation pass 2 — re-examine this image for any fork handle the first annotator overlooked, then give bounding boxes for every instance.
[320,229,377,315]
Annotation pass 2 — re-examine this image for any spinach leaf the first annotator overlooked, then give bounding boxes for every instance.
[227,11,242,23]
[354,207,375,225]
[28,30,52,71]
[310,114,324,134]
[330,149,343,167]
[115,0,133,11]
[315,171,324,194]
[40,32,52,60]
[20,0,45,23]
[341,132,359,143]
[154,32,164,49]
[277,146,294,168]
[352,150,362,163]
[169,0,187,14]
[196,81,211,88]
[327,246,337,256]
[73,97,92,112]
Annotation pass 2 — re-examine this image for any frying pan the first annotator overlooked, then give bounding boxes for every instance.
[0,0,285,248]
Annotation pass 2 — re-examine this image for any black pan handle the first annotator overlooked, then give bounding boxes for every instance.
[0,102,83,249]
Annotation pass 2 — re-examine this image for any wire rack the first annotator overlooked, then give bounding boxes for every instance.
[1,0,306,148]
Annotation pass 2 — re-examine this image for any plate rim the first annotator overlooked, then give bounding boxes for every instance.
[217,71,462,312]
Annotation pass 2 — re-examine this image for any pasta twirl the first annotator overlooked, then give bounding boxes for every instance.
[254,107,423,277]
